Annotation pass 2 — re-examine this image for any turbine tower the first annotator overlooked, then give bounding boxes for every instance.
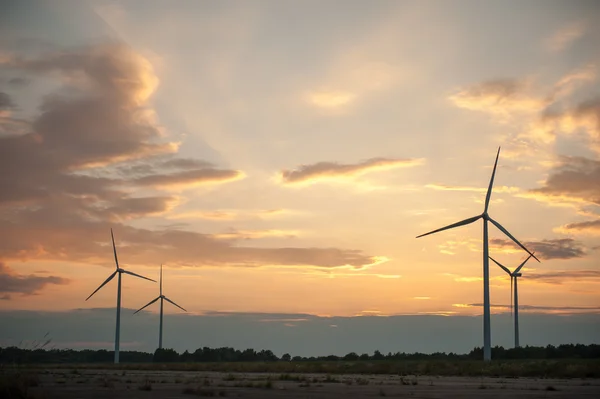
[416,147,540,361]
[134,264,187,349]
[85,229,155,364]
[489,253,534,348]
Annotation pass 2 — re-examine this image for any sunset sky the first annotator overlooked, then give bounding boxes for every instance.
[1,0,599,355]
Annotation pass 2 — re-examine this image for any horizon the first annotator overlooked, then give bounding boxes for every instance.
[1,0,599,356]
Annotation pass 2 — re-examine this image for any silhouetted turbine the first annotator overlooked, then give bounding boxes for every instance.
[489,253,534,348]
[85,229,155,364]
[416,147,539,361]
[134,264,187,349]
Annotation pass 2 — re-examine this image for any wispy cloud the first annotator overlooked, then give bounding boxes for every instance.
[278,157,424,186]
[167,208,302,221]
[489,238,587,260]
[306,90,356,109]
[448,78,548,122]
[524,270,600,285]
[555,219,600,236]
[544,21,587,53]
[214,229,300,240]
[0,262,69,299]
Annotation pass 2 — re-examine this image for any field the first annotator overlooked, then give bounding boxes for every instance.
[3,360,600,398]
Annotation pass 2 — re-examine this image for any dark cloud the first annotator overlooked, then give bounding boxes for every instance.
[7,77,29,86]
[0,91,15,109]
[528,156,600,206]
[558,219,600,235]
[0,42,381,274]
[490,238,586,260]
[0,261,69,299]
[280,157,423,185]
[524,270,600,285]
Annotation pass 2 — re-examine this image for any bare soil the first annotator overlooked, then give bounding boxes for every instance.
[21,369,600,398]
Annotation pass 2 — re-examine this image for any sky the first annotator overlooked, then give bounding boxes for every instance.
[0,0,599,355]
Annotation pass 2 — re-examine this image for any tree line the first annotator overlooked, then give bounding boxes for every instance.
[1,343,599,364]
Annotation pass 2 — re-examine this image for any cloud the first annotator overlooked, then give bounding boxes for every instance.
[132,168,244,190]
[544,21,586,53]
[0,42,384,273]
[538,98,600,152]
[425,184,519,194]
[458,303,600,313]
[523,270,600,285]
[279,157,424,186]
[214,229,300,240]
[448,78,548,121]
[167,208,302,221]
[304,61,404,112]
[0,261,69,299]
[0,92,15,109]
[489,238,586,260]
[447,67,599,159]
[555,219,600,235]
[527,156,600,207]
[306,90,356,109]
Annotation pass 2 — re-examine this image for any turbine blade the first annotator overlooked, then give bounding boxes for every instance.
[514,253,534,274]
[133,297,160,314]
[416,215,481,238]
[111,228,120,269]
[484,147,501,213]
[85,271,117,301]
[164,296,187,312]
[160,264,163,296]
[122,269,156,282]
[489,256,512,275]
[488,217,540,262]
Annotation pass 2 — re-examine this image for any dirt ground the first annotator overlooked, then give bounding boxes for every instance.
[27,369,600,398]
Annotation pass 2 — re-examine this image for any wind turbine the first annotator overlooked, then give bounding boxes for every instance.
[134,264,187,349]
[416,147,540,361]
[85,228,155,364]
[489,253,534,348]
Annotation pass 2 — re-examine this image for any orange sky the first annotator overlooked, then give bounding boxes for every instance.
[1,0,599,324]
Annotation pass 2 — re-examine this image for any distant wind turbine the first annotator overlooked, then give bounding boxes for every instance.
[85,229,156,364]
[416,147,540,361]
[489,253,534,348]
[134,264,187,350]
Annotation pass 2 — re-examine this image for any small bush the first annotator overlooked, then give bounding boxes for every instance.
[138,379,152,391]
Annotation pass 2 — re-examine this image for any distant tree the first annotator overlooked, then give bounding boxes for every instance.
[153,348,179,362]
[359,353,369,360]
[180,350,193,362]
[343,352,359,361]
[281,353,291,361]
[372,350,384,360]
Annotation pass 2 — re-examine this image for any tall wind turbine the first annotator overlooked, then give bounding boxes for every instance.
[416,147,540,361]
[134,264,187,349]
[489,253,534,348]
[85,229,155,364]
